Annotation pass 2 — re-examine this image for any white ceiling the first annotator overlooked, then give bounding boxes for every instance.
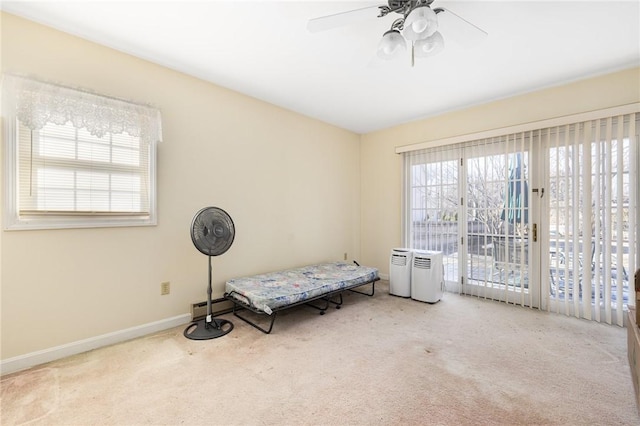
[2,1,639,134]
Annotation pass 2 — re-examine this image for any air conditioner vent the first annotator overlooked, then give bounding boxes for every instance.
[414,257,432,269]
[391,254,408,266]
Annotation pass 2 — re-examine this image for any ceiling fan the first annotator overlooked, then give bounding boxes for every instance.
[307,0,487,66]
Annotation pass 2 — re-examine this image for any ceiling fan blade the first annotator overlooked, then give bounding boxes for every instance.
[436,7,488,48]
[307,5,381,33]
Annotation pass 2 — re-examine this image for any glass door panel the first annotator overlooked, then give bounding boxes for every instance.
[543,116,636,324]
[404,112,636,324]
[464,143,535,306]
[405,147,461,290]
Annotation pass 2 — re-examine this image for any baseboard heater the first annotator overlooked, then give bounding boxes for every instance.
[190,297,236,321]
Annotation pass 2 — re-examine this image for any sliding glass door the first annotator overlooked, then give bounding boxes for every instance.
[403,111,638,324]
[542,115,637,325]
[405,136,539,306]
[463,139,537,307]
[405,145,462,290]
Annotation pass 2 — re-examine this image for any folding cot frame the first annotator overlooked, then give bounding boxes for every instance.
[224,275,379,334]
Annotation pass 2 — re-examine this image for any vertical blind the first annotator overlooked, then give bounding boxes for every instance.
[546,114,637,325]
[404,143,462,288]
[403,110,638,326]
[406,134,536,305]
[464,133,533,307]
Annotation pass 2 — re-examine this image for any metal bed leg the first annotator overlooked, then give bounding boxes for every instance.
[348,281,376,297]
[305,297,331,315]
[329,293,343,309]
[232,305,277,334]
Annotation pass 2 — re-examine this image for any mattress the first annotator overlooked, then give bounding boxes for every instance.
[225,262,379,314]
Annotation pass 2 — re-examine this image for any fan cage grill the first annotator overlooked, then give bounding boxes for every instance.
[191,207,235,257]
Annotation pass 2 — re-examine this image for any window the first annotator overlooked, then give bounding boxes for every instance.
[400,109,639,325]
[3,74,162,230]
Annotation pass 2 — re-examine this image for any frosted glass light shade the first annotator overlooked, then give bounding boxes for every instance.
[402,6,438,41]
[414,31,444,57]
[377,30,407,60]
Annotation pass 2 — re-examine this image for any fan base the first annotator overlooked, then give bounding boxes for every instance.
[183,318,233,340]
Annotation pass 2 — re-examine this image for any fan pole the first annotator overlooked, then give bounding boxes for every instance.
[184,254,234,339]
[206,255,214,327]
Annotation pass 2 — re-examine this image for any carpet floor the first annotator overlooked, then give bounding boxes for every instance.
[2,280,638,425]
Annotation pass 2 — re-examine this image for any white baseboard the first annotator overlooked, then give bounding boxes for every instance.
[0,313,192,376]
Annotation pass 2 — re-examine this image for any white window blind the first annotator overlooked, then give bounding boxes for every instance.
[402,108,638,326]
[18,121,150,215]
[546,114,638,325]
[2,74,162,230]
[403,144,462,290]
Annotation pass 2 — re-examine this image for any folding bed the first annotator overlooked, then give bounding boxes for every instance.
[224,261,379,333]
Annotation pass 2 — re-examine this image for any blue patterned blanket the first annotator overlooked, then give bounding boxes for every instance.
[225,262,378,314]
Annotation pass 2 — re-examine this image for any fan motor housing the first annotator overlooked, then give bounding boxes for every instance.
[388,0,408,8]
[388,0,434,12]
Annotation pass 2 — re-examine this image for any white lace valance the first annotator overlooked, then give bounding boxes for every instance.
[2,74,162,144]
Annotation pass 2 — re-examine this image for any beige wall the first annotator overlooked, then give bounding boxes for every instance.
[0,13,361,360]
[360,67,640,275]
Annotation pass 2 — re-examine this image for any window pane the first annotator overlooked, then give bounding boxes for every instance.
[77,190,109,211]
[78,140,110,163]
[40,135,75,159]
[38,189,74,211]
[21,122,149,214]
[112,146,139,166]
[76,171,109,190]
[38,168,74,189]
[111,173,140,192]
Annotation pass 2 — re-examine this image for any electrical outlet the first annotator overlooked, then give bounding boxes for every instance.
[160,281,170,295]
[344,252,348,260]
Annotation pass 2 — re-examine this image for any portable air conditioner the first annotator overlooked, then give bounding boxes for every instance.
[411,250,444,303]
[389,248,412,297]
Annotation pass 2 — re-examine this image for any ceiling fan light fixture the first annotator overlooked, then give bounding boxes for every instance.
[414,31,444,58]
[402,5,438,41]
[377,29,407,60]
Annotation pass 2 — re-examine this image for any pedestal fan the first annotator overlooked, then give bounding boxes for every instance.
[184,206,235,340]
